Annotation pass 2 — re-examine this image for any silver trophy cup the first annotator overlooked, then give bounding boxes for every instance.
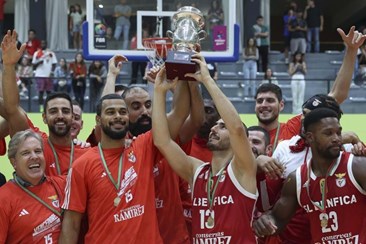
[165,6,207,80]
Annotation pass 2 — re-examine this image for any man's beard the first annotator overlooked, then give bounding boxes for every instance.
[257,114,277,125]
[128,115,152,136]
[48,124,71,137]
[101,124,128,140]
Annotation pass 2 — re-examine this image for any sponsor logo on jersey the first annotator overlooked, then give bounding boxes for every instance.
[50,163,55,168]
[315,232,359,244]
[153,165,159,177]
[118,166,138,196]
[335,173,346,188]
[303,194,357,213]
[128,151,136,163]
[193,232,232,243]
[101,172,107,178]
[113,204,145,222]
[19,209,29,216]
[155,198,164,209]
[33,214,61,237]
[193,195,234,207]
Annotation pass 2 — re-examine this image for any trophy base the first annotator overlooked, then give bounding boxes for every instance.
[165,50,197,81]
[165,61,197,81]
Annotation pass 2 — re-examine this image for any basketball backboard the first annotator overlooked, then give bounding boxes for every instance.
[84,0,239,62]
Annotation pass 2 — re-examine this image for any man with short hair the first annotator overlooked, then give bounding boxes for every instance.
[248,126,272,158]
[60,94,163,243]
[153,54,258,243]
[254,107,366,243]
[70,100,83,140]
[0,130,65,243]
[1,30,87,176]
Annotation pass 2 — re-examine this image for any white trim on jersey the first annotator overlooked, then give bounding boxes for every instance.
[62,168,72,209]
[227,163,258,200]
[191,163,209,201]
[347,154,366,195]
[296,167,303,207]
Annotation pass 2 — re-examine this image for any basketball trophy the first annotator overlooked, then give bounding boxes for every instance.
[142,6,206,80]
[165,6,207,80]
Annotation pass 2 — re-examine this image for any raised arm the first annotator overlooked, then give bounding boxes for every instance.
[253,172,299,237]
[153,68,202,184]
[101,55,127,97]
[328,26,366,104]
[59,210,83,244]
[179,81,204,144]
[1,30,30,136]
[185,53,257,194]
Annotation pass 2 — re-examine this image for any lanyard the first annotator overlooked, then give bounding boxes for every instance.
[14,176,62,217]
[98,143,124,191]
[48,138,74,175]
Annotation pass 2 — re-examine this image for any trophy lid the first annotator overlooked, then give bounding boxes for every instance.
[173,6,204,29]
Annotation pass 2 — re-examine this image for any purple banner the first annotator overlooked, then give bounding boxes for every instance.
[213,25,227,51]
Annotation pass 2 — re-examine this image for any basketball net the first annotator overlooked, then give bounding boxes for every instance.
[143,38,172,69]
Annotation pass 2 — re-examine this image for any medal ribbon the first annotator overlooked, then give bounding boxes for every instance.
[272,121,281,152]
[48,138,74,175]
[14,176,62,217]
[305,158,338,213]
[98,143,124,191]
[207,166,227,210]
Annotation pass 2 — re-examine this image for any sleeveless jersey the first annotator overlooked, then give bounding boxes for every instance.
[192,163,257,243]
[297,152,366,243]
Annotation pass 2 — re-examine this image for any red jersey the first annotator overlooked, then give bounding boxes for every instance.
[0,176,65,243]
[297,152,366,243]
[181,135,213,239]
[192,163,257,243]
[27,116,48,140]
[43,137,88,176]
[269,115,302,149]
[62,131,162,243]
[154,158,190,243]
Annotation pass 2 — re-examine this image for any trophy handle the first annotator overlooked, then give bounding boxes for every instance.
[198,30,207,41]
[166,30,174,39]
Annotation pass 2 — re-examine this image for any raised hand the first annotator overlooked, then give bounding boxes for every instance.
[337,26,366,50]
[1,30,26,65]
[184,53,212,84]
[108,55,128,76]
[154,67,178,93]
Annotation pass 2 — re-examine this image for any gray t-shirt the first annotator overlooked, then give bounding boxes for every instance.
[115,4,131,26]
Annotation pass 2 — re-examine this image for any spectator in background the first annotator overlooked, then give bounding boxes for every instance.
[69,52,87,109]
[243,37,259,97]
[288,10,307,55]
[68,5,75,49]
[288,51,307,114]
[207,0,224,32]
[32,40,57,112]
[304,0,323,53]
[25,29,41,59]
[70,4,83,50]
[253,15,269,72]
[16,56,33,98]
[89,60,107,111]
[261,68,278,85]
[53,58,71,93]
[114,0,131,50]
[283,8,296,64]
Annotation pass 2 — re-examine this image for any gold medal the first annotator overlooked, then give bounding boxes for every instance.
[320,215,328,228]
[114,197,121,207]
[206,215,215,228]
